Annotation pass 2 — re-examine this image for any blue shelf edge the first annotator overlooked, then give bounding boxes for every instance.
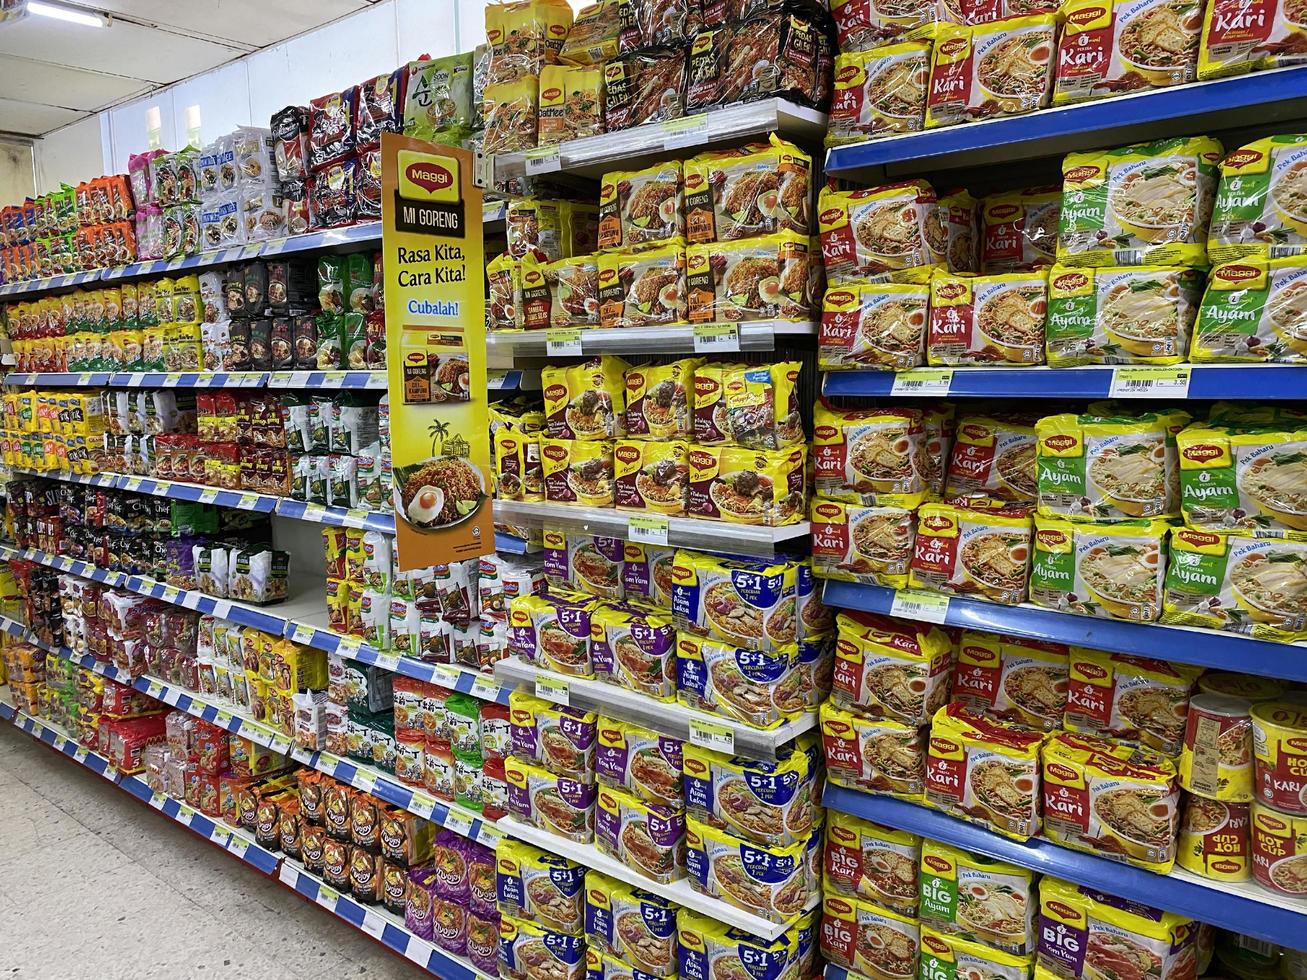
[825,66,1307,174]
[821,785,1307,952]
[821,579,1307,683]
[821,365,1307,400]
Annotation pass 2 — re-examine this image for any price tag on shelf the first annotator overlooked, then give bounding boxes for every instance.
[891,368,953,396]
[546,328,583,357]
[53,735,69,752]
[301,503,327,521]
[1109,365,1192,399]
[478,824,504,848]
[662,113,709,149]
[177,805,195,826]
[73,747,89,763]
[688,718,735,754]
[409,791,437,819]
[404,935,433,966]
[434,664,461,688]
[535,676,570,706]
[338,636,363,657]
[889,589,951,624]
[470,676,502,701]
[150,791,166,808]
[214,710,234,728]
[353,770,378,793]
[198,488,220,504]
[211,600,233,620]
[693,322,740,354]
[238,493,260,510]
[318,885,340,911]
[228,835,249,858]
[628,515,669,546]
[210,827,231,847]
[289,623,317,646]
[374,653,400,672]
[443,809,474,839]
[161,586,181,604]
[271,371,295,386]
[123,477,143,492]
[146,680,164,699]
[524,145,562,175]
[361,910,387,939]
[487,369,510,390]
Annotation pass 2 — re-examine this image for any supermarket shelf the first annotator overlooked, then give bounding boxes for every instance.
[821,364,1307,400]
[492,99,828,181]
[494,656,816,762]
[493,499,810,558]
[266,370,388,390]
[2,701,283,876]
[494,531,535,554]
[0,545,513,705]
[824,66,1307,179]
[821,579,1307,684]
[279,862,492,980]
[0,202,506,301]
[498,815,814,940]
[486,319,816,356]
[3,371,269,388]
[289,745,502,848]
[822,784,1307,953]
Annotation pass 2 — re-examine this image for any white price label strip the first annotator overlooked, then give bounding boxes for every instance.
[628,515,668,546]
[688,718,735,754]
[891,368,953,396]
[361,910,387,939]
[546,329,583,357]
[662,113,709,149]
[524,145,561,175]
[535,676,570,706]
[889,589,951,624]
[227,835,249,858]
[693,322,740,353]
[1109,366,1192,398]
[443,809,474,839]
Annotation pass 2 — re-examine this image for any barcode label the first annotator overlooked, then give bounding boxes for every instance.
[891,368,952,396]
[1111,249,1144,265]
[693,322,740,353]
[1109,366,1191,399]
[889,589,951,624]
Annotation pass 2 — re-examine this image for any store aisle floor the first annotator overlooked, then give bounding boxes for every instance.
[0,724,427,979]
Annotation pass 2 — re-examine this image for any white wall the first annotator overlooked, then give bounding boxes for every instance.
[0,139,35,202]
[34,0,489,192]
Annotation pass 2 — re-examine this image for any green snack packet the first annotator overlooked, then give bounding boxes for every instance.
[344,253,375,314]
[402,53,473,143]
[318,256,346,314]
[340,312,367,371]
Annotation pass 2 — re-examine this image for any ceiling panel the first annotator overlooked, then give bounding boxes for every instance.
[0,55,151,111]
[0,15,241,84]
[0,98,86,136]
[91,0,371,48]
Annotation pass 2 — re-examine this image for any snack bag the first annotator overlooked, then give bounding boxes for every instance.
[981,186,1062,273]
[1045,264,1203,366]
[672,550,800,652]
[818,181,939,284]
[506,757,597,843]
[595,718,683,806]
[820,893,921,977]
[812,403,931,508]
[485,0,573,84]
[909,502,1033,605]
[918,839,1037,953]
[1175,421,1307,531]
[540,438,615,506]
[830,0,961,51]
[598,162,683,251]
[1210,134,1307,264]
[686,816,812,924]
[1063,647,1200,754]
[402,54,474,143]
[542,356,626,440]
[1042,730,1181,872]
[1035,409,1189,521]
[685,232,813,323]
[1029,516,1170,622]
[686,445,807,526]
[683,135,812,242]
[809,499,916,588]
[1053,0,1201,106]
[925,703,1046,840]
[499,915,586,980]
[924,18,1057,129]
[1162,526,1307,642]
[560,0,620,65]
[944,414,1038,505]
[676,634,804,729]
[1192,255,1307,363]
[823,809,921,914]
[683,741,817,847]
[590,602,676,698]
[819,281,929,371]
[1197,0,1307,78]
[596,244,687,329]
[919,928,1035,980]
[538,65,604,143]
[623,358,698,439]
[483,76,540,154]
[1057,135,1224,268]
[927,269,1049,365]
[613,439,689,516]
[830,609,953,725]
[952,632,1070,731]
[827,43,931,146]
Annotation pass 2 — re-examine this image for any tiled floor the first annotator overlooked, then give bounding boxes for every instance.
[0,723,427,979]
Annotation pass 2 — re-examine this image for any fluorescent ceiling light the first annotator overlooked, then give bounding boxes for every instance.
[28,1,109,27]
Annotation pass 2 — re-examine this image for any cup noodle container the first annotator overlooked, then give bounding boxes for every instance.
[1251,701,1307,814]
[1251,799,1307,897]
[1176,794,1251,882]
[1179,694,1255,803]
